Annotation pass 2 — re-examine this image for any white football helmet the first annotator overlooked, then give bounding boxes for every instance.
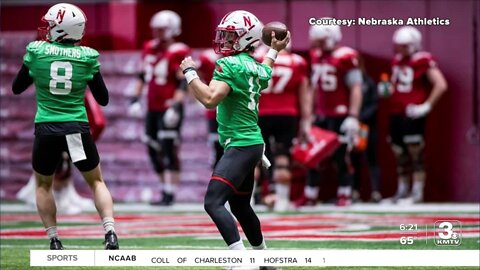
[150,10,181,39]
[40,3,86,42]
[309,18,342,51]
[393,26,422,54]
[213,10,263,55]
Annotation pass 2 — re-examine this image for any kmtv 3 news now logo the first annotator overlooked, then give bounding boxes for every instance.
[434,220,462,246]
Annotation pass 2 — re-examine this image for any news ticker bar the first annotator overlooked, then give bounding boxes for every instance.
[31,250,479,267]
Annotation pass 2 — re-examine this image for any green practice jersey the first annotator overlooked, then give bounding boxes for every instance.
[23,41,100,123]
[213,52,272,149]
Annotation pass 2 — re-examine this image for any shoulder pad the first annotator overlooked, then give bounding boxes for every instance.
[332,46,357,59]
[80,46,99,58]
[292,53,307,65]
[26,40,47,53]
[168,42,190,54]
[411,51,433,62]
[200,49,219,63]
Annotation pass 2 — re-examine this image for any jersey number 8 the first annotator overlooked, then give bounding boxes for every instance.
[50,61,73,95]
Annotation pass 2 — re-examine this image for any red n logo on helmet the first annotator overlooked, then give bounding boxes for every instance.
[56,9,66,24]
[243,16,252,27]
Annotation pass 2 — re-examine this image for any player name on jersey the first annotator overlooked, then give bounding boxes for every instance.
[44,45,82,59]
[30,250,478,267]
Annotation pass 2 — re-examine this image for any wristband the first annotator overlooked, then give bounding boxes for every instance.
[182,67,195,74]
[184,69,199,84]
[265,48,278,61]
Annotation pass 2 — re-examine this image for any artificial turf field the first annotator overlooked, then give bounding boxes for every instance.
[1,203,478,270]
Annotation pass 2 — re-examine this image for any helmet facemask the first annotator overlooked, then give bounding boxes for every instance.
[213,28,243,56]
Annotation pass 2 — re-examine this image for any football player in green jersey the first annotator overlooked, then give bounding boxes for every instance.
[180,9,289,261]
[12,3,118,250]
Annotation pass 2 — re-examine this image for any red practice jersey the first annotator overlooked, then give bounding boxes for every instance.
[310,46,359,117]
[198,49,220,120]
[389,51,436,115]
[259,52,308,117]
[141,40,190,112]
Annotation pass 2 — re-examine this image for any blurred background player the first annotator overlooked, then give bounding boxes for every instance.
[180,9,289,268]
[197,49,223,167]
[384,26,447,203]
[257,43,311,211]
[11,3,118,250]
[128,10,190,206]
[300,19,363,206]
[350,58,382,203]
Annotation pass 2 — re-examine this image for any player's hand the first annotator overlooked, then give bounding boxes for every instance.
[180,56,197,72]
[299,117,312,143]
[340,116,360,136]
[271,31,290,52]
[405,102,431,119]
[128,101,143,118]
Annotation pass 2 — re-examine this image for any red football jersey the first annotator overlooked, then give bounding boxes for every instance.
[310,46,359,117]
[198,49,220,120]
[259,52,308,116]
[141,40,190,111]
[390,51,436,115]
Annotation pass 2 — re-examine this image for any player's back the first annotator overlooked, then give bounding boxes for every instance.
[24,41,100,123]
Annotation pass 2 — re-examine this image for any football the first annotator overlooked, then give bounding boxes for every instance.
[261,21,288,46]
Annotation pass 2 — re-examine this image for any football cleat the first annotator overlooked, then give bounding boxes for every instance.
[104,230,119,250]
[335,194,352,207]
[369,191,382,203]
[150,191,174,206]
[293,196,317,208]
[50,237,64,250]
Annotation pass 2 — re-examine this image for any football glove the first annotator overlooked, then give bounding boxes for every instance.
[128,101,143,118]
[405,102,431,119]
[340,116,360,135]
[163,105,181,128]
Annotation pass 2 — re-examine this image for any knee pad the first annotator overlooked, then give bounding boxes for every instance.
[408,143,425,172]
[392,144,411,176]
[162,138,180,171]
[273,168,291,184]
[273,156,291,184]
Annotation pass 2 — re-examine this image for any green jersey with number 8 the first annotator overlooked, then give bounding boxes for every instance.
[23,41,100,123]
[213,52,272,149]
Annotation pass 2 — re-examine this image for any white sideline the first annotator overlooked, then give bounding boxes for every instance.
[0,202,478,213]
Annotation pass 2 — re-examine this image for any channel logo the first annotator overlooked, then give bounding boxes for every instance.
[434,220,462,246]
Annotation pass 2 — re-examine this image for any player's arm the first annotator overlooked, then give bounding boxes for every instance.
[190,77,230,109]
[345,68,363,118]
[87,72,109,106]
[299,76,313,135]
[131,72,145,103]
[340,68,363,136]
[127,71,146,117]
[425,67,447,107]
[168,69,188,106]
[180,56,231,109]
[262,31,291,68]
[12,64,33,95]
[405,66,447,119]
